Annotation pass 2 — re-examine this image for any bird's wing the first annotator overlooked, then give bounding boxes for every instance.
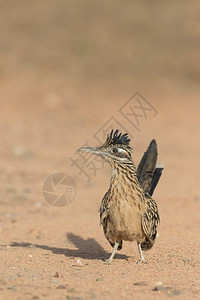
[100,192,109,224]
[137,139,157,194]
[141,197,160,239]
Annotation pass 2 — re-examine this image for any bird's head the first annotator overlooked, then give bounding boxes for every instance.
[77,129,133,166]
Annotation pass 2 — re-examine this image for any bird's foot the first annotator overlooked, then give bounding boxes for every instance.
[105,241,119,265]
[137,243,147,264]
[136,258,147,264]
[106,258,113,265]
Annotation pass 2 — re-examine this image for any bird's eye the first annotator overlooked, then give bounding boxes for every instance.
[112,148,118,153]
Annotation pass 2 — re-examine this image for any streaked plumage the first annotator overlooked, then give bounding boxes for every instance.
[78,129,163,263]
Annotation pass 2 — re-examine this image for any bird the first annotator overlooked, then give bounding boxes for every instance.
[77,129,163,264]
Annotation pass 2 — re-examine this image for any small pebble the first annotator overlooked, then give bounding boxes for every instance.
[66,297,83,300]
[6,245,13,251]
[96,278,104,282]
[5,188,16,194]
[88,292,96,299]
[194,195,200,201]
[10,195,27,202]
[153,281,165,291]
[133,281,148,286]
[68,288,77,293]
[11,145,32,158]
[28,244,36,249]
[76,259,84,266]
[5,213,15,218]
[171,288,181,295]
[54,272,62,278]
[7,286,16,290]
[56,285,68,289]
[23,188,31,193]
[51,279,60,284]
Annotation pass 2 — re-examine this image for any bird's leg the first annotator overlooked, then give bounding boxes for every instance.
[107,242,119,264]
[137,242,147,264]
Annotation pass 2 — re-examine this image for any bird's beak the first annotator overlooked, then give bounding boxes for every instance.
[77,146,107,157]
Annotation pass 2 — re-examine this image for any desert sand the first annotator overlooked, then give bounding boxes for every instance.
[0,1,200,299]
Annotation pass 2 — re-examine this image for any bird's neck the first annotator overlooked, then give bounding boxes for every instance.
[108,162,145,202]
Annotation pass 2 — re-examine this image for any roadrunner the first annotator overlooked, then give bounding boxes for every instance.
[78,129,163,264]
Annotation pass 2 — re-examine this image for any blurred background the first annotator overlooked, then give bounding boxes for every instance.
[1,0,200,204]
[1,2,200,297]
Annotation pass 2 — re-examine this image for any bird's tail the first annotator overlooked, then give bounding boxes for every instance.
[138,140,163,251]
[137,139,163,196]
[149,162,164,196]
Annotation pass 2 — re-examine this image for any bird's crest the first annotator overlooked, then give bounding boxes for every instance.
[101,129,131,148]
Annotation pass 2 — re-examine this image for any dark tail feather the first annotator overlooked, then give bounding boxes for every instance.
[149,163,164,196]
[137,139,158,194]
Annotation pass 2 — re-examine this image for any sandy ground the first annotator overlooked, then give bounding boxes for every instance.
[0,1,200,299]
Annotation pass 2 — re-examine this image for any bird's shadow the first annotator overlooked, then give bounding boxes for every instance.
[9,233,129,261]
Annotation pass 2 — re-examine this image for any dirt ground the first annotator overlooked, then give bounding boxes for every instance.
[0,1,200,299]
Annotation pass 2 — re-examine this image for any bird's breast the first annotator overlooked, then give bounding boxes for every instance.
[106,195,145,241]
